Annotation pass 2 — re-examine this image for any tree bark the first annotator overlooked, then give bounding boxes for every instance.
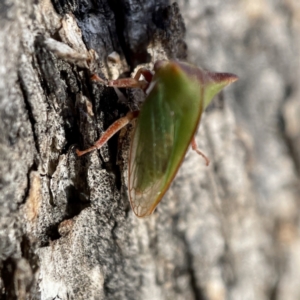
[0,0,300,300]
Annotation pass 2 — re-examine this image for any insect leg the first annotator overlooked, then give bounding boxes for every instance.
[76,111,139,156]
[91,68,153,92]
[191,137,210,166]
[91,74,148,89]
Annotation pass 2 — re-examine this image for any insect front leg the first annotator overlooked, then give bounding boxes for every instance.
[76,111,139,156]
[91,68,153,92]
[191,137,210,166]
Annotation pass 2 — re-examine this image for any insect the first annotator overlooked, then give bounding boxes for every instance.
[76,60,238,217]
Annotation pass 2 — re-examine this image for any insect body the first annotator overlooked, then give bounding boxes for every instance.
[77,60,238,217]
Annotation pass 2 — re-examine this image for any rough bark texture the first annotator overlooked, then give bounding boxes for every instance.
[0,0,299,299]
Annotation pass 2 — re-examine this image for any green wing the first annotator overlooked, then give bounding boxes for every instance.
[128,62,201,217]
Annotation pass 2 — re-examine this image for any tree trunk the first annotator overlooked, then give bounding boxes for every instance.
[0,0,299,299]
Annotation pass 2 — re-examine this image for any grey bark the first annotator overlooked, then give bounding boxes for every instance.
[0,0,299,300]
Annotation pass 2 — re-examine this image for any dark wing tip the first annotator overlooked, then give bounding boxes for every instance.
[210,72,239,85]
